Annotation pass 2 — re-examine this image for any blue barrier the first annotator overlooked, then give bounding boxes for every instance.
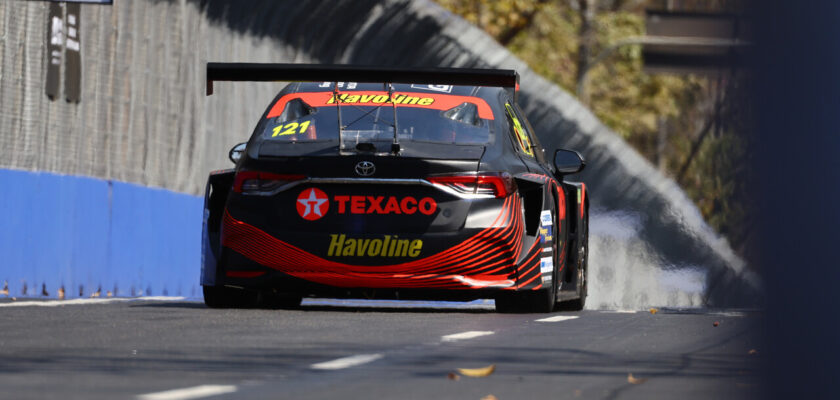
[0,169,202,298]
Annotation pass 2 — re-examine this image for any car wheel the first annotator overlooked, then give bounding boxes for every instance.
[559,207,588,311]
[258,291,303,309]
[495,200,557,314]
[203,285,259,308]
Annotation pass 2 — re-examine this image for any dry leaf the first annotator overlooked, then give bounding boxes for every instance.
[447,372,460,381]
[713,321,720,327]
[748,349,758,355]
[627,373,647,384]
[480,395,498,400]
[457,364,496,377]
[649,308,658,315]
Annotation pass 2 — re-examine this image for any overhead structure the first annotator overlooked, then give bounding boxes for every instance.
[643,10,751,74]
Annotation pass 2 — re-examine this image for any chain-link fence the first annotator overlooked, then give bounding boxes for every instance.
[0,0,305,194]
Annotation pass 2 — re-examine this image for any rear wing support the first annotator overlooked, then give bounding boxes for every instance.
[206,63,520,101]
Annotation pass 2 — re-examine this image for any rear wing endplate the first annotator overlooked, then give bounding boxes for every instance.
[206,63,519,100]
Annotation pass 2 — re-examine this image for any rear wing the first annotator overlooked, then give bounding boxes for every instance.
[205,63,519,100]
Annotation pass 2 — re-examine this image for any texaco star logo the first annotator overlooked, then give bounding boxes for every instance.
[296,188,329,221]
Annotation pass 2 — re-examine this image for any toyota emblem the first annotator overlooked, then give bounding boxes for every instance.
[355,161,376,177]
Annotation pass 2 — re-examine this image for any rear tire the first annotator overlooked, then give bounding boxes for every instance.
[495,288,554,313]
[559,206,588,311]
[495,199,557,314]
[203,285,259,308]
[257,291,303,309]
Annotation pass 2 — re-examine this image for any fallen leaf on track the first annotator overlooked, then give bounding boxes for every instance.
[457,364,496,377]
[627,373,647,384]
[713,321,720,327]
[447,372,460,381]
[649,308,658,315]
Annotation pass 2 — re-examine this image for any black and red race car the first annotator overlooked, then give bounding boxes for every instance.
[201,64,589,313]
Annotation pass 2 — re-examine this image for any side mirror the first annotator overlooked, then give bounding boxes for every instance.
[553,149,586,175]
[229,142,247,164]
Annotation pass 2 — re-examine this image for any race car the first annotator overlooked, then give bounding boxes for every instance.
[201,63,589,313]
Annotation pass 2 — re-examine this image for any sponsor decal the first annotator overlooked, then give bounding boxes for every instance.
[540,210,553,226]
[328,234,423,258]
[266,92,495,120]
[333,195,437,215]
[297,188,329,221]
[319,82,358,89]
[539,227,553,243]
[326,92,435,106]
[540,210,553,244]
[540,256,554,274]
[410,84,453,93]
[505,103,534,157]
[297,189,438,219]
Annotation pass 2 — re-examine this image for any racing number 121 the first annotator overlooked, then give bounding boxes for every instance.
[272,121,311,137]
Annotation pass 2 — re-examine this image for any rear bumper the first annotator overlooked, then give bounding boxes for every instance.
[214,195,546,293]
[213,252,544,301]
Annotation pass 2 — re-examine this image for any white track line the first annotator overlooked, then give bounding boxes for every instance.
[441,330,495,342]
[0,297,186,308]
[136,384,237,400]
[535,315,579,323]
[311,353,384,370]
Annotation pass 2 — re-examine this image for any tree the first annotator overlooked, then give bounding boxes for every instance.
[436,0,752,256]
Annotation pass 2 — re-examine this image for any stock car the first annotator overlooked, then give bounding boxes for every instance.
[201,64,589,313]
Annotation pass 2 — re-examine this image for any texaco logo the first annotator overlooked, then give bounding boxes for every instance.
[296,188,329,221]
[355,161,376,177]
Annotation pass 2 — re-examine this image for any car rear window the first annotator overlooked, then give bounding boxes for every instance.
[256,91,495,147]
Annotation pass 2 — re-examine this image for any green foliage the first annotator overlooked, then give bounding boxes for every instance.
[436,0,752,254]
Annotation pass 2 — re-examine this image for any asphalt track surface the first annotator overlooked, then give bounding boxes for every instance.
[0,298,761,400]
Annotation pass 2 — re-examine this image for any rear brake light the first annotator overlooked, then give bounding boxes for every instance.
[233,171,306,193]
[428,172,516,198]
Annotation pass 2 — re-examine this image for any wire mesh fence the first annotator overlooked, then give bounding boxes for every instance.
[0,0,302,195]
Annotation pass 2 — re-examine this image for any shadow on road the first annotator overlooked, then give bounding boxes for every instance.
[128,300,497,314]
